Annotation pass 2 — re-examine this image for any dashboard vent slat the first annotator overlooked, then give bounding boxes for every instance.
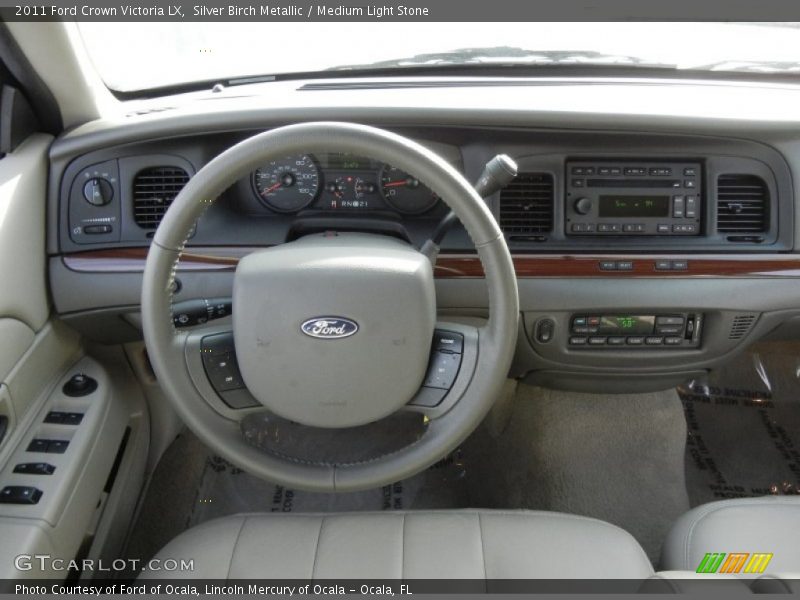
[716,174,769,234]
[499,172,554,235]
[729,314,757,340]
[133,166,190,229]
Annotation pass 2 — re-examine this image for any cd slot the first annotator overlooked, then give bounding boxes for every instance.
[586,179,681,188]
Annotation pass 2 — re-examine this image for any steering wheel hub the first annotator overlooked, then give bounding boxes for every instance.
[233,232,436,428]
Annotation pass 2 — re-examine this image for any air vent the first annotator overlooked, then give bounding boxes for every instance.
[729,314,757,340]
[716,174,769,234]
[499,172,554,236]
[133,166,190,229]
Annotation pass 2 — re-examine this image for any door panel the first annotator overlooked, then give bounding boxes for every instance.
[0,133,52,439]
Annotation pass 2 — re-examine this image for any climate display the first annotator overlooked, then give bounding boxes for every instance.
[597,315,656,335]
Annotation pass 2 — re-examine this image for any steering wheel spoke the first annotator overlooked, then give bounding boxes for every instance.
[182,325,262,416]
[402,321,480,418]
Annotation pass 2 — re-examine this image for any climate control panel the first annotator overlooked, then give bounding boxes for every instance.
[568,313,702,349]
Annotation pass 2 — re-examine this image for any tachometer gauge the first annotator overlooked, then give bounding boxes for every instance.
[379,165,439,214]
[253,155,320,212]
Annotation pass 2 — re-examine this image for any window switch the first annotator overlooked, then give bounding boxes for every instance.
[61,413,84,426]
[0,486,42,505]
[27,439,49,453]
[44,411,67,424]
[46,440,69,454]
[13,463,56,475]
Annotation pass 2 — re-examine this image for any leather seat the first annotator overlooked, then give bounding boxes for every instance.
[149,510,654,579]
[661,496,800,575]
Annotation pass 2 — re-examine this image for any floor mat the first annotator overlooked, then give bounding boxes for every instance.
[679,341,800,506]
[461,385,690,566]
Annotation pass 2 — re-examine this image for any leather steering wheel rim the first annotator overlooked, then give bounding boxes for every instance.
[141,122,519,492]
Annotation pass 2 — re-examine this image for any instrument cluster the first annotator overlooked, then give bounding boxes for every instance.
[251,153,440,215]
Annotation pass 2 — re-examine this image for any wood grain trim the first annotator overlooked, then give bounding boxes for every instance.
[436,255,800,278]
[61,247,800,278]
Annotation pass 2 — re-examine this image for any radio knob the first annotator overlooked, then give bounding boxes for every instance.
[574,197,593,215]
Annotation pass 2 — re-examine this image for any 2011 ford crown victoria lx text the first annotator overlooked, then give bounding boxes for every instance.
[0,14,799,596]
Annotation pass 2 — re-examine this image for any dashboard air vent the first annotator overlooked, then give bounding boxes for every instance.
[716,174,769,234]
[729,314,757,340]
[499,172,554,236]
[133,166,190,229]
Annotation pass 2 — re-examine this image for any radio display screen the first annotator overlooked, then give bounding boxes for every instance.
[598,315,655,335]
[598,195,670,218]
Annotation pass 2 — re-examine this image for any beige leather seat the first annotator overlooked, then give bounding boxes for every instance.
[657,496,800,593]
[661,496,800,574]
[149,510,654,579]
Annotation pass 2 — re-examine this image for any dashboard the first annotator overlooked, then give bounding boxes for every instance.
[45,77,800,393]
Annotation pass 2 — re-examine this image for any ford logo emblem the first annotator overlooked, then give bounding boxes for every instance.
[301,317,359,340]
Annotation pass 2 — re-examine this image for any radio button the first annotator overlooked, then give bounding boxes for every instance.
[572,167,586,175]
[572,179,585,187]
[683,167,697,176]
[624,167,646,176]
[616,261,634,271]
[649,167,672,176]
[671,260,689,270]
[571,223,586,232]
[657,224,670,234]
[645,336,664,345]
[673,196,685,217]
[685,196,697,218]
[569,336,588,345]
[598,167,611,175]
[608,336,625,345]
[572,316,587,327]
[684,180,696,188]
[599,261,616,270]
[609,167,621,175]
[672,224,697,234]
[626,336,645,345]
[588,337,607,345]
[665,337,683,346]
[587,316,601,327]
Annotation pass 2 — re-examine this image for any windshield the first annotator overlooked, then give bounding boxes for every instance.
[76,22,800,93]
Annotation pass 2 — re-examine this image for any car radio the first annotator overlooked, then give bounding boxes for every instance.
[565,161,702,236]
[568,313,702,349]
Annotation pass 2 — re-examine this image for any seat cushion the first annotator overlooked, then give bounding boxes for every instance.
[148,510,653,579]
[662,496,800,574]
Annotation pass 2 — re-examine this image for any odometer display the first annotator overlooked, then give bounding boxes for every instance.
[253,154,320,212]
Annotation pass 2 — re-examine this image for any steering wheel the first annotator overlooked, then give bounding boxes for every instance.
[141,122,519,492]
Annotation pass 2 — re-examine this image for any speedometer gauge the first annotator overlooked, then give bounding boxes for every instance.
[379,165,439,214]
[253,155,320,212]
